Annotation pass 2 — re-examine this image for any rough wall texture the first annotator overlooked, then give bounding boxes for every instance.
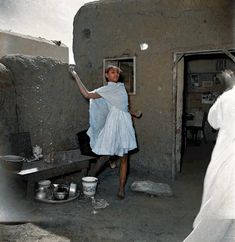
[0,63,18,154]
[0,54,88,155]
[73,0,235,177]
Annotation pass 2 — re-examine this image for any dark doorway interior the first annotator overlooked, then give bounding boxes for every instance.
[181,52,235,171]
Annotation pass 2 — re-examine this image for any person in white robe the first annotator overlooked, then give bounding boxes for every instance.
[69,65,137,199]
[184,69,235,241]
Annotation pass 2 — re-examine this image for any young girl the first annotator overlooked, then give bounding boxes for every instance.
[69,65,137,199]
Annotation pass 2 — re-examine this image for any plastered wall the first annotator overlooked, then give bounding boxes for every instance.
[73,0,234,177]
[0,63,18,154]
[0,54,88,155]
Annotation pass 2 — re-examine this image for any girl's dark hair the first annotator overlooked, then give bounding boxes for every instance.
[105,65,124,82]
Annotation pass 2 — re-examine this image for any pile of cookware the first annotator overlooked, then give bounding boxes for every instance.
[35,179,78,202]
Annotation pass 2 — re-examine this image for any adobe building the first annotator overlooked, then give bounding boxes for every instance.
[73,0,235,178]
[0,30,69,63]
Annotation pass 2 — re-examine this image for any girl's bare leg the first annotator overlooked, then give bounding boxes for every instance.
[109,156,117,169]
[89,156,109,177]
[118,155,128,199]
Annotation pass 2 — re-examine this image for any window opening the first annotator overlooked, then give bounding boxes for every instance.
[103,57,136,95]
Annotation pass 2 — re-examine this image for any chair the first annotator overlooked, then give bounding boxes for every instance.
[185,111,207,145]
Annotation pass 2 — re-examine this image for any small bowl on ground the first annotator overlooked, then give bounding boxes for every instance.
[53,185,69,200]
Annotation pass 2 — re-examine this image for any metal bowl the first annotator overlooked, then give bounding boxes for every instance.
[0,155,25,172]
[54,191,67,200]
[54,185,69,200]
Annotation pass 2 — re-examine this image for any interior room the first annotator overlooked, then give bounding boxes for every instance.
[181,52,235,171]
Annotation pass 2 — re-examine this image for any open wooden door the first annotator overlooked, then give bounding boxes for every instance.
[173,54,185,175]
[171,48,235,178]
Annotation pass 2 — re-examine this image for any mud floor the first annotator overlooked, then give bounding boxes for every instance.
[0,143,213,242]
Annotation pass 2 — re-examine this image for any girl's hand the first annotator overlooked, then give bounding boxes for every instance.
[131,110,142,119]
[68,66,77,79]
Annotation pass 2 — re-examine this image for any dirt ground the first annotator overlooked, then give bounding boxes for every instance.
[0,143,213,242]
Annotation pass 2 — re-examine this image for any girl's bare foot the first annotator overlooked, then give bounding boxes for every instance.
[110,160,117,169]
[117,190,125,199]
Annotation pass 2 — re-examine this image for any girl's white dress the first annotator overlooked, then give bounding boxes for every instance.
[87,82,137,157]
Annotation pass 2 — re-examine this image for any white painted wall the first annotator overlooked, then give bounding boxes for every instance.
[0,0,98,64]
[0,30,69,63]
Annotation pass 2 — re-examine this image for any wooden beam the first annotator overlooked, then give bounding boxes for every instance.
[222,49,235,63]
[173,53,184,67]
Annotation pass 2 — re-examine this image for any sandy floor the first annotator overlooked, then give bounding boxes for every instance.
[0,143,213,242]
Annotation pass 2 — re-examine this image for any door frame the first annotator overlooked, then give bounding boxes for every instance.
[172,48,235,179]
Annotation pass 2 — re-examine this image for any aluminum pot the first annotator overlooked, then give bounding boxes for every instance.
[69,182,77,197]
[54,185,69,200]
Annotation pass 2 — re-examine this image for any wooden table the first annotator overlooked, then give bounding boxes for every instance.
[18,154,95,199]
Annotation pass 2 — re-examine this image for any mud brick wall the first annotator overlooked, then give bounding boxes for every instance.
[0,54,89,155]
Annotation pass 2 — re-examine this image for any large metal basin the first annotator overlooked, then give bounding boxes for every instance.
[0,155,25,172]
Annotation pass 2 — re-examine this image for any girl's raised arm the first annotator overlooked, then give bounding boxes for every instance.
[69,67,101,99]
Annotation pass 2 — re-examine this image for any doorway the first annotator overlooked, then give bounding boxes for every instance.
[173,49,235,175]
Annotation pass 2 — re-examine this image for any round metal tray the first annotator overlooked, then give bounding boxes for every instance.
[35,191,80,204]
[35,183,80,204]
